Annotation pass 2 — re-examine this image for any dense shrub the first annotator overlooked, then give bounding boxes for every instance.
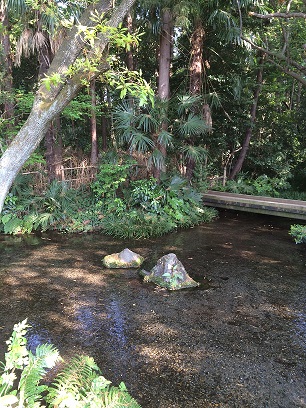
[289,224,306,244]
[213,174,291,197]
[1,166,217,238]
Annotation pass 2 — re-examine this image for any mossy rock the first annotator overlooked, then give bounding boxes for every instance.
[140,253,199,290]
[103,248,144,269]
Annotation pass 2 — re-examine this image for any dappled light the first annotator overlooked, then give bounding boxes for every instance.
[0,210,305,407]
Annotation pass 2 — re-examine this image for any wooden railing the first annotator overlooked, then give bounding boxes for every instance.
[203,190,306,221]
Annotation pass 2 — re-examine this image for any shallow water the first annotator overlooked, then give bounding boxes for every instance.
[0,210,305,407]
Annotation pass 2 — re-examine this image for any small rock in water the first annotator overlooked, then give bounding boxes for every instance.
[103,248,144,268]
[140,253,199,290]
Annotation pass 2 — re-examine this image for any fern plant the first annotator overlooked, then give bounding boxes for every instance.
[0,320,141,408]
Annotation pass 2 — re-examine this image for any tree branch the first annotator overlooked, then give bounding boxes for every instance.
[266,57,306,86]
[249,11,306,19]
[241,36,306,75]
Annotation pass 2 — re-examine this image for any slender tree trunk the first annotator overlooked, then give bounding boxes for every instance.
[101,115,108,151]
[228,53,265,180]
[90,79,98,165]
[0,0,137,213]
[125,10,134,71]
[153,7,173,180]
[189,18,205,96]
[38,35,61,183]
[0,2,14,133]
[186,18,207,180]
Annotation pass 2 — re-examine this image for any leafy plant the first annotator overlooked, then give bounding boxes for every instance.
[0,320,141,408]
[213,174,291,197]
[289,224,306,244]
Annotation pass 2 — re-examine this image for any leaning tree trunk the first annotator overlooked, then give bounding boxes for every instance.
[153,7,173,180]
[228,53,265,180]
[0,0,137,213]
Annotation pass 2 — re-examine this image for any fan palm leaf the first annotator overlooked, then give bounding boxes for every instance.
[178,114,208,137]
[148,148,165,171]
[157,129,173,148]
[129,132,155,153]
[136,113,159,133]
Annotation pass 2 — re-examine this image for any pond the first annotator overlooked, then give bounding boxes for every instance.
[0,210,305,407]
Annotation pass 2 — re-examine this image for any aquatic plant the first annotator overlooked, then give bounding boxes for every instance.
[0,320,141,407]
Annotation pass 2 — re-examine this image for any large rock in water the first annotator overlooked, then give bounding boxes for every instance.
[103,248,144,268]
[140,253,199,290]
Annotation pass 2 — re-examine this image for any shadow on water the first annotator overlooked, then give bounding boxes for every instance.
[0,209,305,407]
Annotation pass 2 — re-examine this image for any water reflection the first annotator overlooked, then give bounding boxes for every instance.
[0,210,305,407]
[106,299,127,347]
[294,311,306,351]
[26,322,53,353]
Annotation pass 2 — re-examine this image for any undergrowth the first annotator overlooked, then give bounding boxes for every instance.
[1,166,217,239]
[0,320,140,408]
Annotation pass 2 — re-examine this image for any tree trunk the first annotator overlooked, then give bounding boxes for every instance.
[186,18,206,180]
[189,18,205,96]
[228,53,265,180]
[153,7,173,180]
[90,79,98,165]
[0,2,14,133]
[125,10,134,71]
[38,35,61,183]
[0,0,137,213]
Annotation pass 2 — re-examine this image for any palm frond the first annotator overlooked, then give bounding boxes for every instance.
[204,91,222,110]
[147,148,165,171]
[177,94,203,116]
[157,129,173,148]
[136,113,159,133]
[208,9,241,44]
[178,114,208,137]
[15,28,33,66]
[113,102,135,129]
[129,132,155,153]
[7,0,27,15]
[180,145,207,163]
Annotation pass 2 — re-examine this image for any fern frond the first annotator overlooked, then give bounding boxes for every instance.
[18,344,60,406]
[47,355,100,405]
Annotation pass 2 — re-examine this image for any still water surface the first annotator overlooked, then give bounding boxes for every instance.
[0,210,305,407]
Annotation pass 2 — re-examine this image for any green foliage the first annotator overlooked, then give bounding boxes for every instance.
[101,211,176,239]
[0,320,140,407]
[100,173,217,239]
[129,178,164,213]
[91,163,133,201]
[1,181,102,235]
[1,165,217,238]
[289,224,306,244]
[214,174,291,197]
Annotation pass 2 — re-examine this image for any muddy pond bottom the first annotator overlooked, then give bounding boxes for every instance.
[0,210,305,407]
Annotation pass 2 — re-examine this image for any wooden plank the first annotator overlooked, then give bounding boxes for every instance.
[203,190,306,221]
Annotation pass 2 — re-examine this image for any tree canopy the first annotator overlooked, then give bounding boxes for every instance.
[0,0,305,214]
